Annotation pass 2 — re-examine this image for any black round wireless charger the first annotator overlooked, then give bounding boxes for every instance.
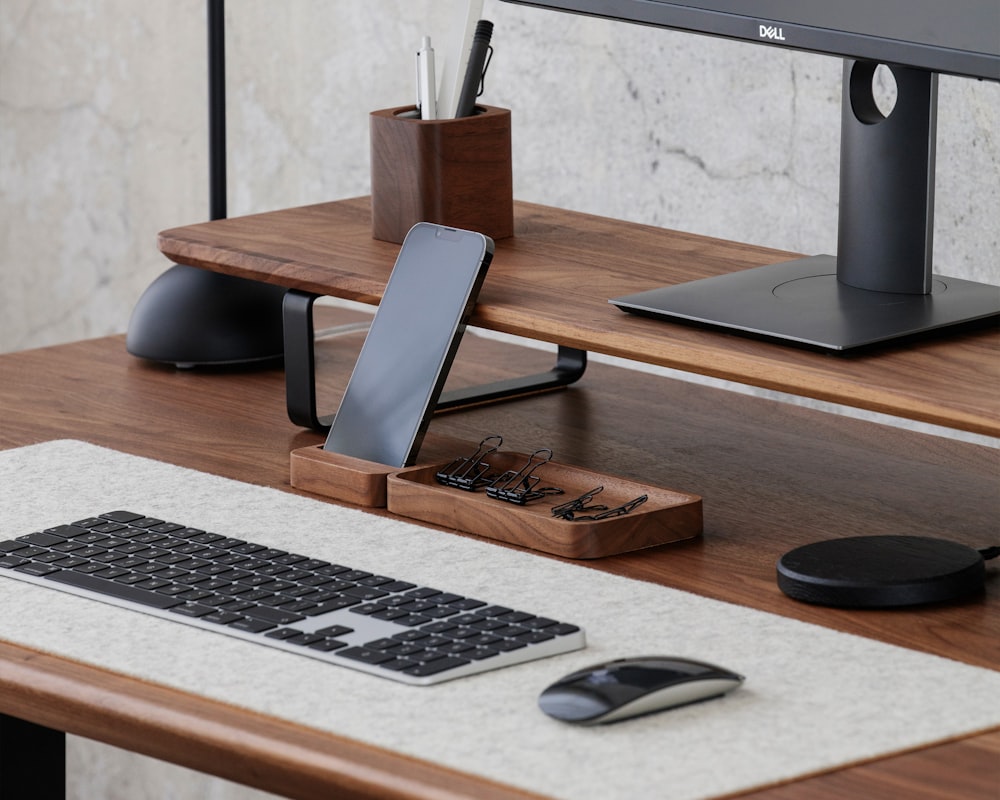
[776,535,986,608]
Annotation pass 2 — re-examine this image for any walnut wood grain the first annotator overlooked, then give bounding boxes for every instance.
[1,323,998,799]
[370,106,514,243]
[157,197,1000,436]
[387,454,702,558]
[289,434,476,508]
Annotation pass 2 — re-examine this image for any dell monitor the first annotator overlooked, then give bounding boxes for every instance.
[505,0,1000,349]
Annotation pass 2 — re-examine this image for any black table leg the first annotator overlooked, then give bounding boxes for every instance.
[0,713,65,800]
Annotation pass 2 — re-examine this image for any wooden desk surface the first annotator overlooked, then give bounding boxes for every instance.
[1,323,998,799]
[157,197,1000,437]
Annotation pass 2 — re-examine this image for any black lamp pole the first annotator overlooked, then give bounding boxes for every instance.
[208,0,227,222]
[126,0,286,368]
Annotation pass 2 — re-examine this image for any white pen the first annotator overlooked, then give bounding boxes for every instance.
[416,35,437,120]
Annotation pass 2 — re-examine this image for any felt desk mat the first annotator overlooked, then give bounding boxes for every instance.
[1,440,999,800]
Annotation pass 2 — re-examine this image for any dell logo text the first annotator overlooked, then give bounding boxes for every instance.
[759,25,786,41]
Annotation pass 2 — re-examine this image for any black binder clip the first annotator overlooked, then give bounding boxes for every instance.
[485,448,564,506]
[570,494,649,521]
[435,435,503,491]
[551,485,607,520]
[552,485,649,521]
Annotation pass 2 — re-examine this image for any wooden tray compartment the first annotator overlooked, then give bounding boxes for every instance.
[387,451,702,559]
[289,434,474,507]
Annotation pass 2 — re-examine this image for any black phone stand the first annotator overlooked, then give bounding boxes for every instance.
[282,289,587,431]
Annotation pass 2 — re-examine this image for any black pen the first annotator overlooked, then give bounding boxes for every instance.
[454,19,493,118]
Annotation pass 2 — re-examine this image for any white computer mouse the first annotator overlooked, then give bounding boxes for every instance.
[538,655,744,725]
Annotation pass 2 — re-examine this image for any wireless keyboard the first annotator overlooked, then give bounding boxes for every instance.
[0,511,585,685]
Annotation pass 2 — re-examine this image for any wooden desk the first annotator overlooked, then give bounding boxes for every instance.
[1,321,998,799]
[158,198,1000,436]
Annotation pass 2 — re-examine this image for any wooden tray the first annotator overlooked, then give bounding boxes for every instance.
[289,434,474,507]
[387,451,702,559]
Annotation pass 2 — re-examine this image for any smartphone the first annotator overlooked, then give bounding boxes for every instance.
[323,222,494,467]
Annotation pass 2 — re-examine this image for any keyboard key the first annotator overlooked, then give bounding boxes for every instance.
[449,598,486,610]
[52,556,88,568]
[203,611,245,625]
[479,605,513,617]
[393,614,432,627]
[93,567,130,579]
[403,656,471,677]
[229,617,276,633]
[380,658,419,672]
[517,631,555,644]
[337,647,398,666]
[170,603,216,618]
[491,639,528,652]
[522,617,557,629]
[434,642,475,655]
[295,559,331,571]
[90,523,128,534]
[306,598,364,616]
[391,630,430,642]
[337,570,373,582]
[404,587,441,599]
[99,511,145,523]
[65,519,103,529]
[17,532,68,547]
[72,562,108,575]
[314,624,353,638]
[15,562,60,576]
[464,647,501,661]
[308,639,349,652]
[264,628,302,640]
[47,569,185,609]
[497,611,535,623]
[430,593,464,605]
[420,621,458,635]
[363,638,400,651]
[34,551,70,564]
[5,545,45,558]
[372,607,410,621]
[114,573,151,585]
[243,605,306,625]
[549,623,581,636]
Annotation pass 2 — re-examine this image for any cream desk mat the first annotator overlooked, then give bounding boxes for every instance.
[1,440,999,800]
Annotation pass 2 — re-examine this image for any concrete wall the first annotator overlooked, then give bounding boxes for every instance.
[2,0,997,354]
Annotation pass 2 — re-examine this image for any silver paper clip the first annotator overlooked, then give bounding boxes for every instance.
[485,448,564,506]
[435,435,503,491]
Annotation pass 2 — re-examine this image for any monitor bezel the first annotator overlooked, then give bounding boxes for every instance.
[503,0,1000,81]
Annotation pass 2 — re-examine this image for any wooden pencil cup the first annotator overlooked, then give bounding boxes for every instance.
[370,105,514,244]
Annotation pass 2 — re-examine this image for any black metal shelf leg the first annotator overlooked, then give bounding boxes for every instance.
[1,713,65,800]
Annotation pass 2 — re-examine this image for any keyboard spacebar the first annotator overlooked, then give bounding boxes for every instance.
[47,569,185,610]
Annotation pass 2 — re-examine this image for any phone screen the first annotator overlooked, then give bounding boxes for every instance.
[323,223,494,467]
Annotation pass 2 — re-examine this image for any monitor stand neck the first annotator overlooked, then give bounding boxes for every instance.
[837,60,937,295]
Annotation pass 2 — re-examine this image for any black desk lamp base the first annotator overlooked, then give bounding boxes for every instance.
[776,535,986,608]
[126,264,285,368]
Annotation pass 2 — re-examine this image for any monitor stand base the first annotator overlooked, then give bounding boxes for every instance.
[611,256,1000,351]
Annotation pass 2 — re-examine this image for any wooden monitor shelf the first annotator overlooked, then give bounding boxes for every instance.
[158,197,999,436]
